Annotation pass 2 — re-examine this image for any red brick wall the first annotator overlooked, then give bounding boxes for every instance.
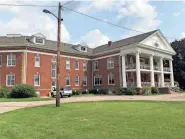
[93,55,121,92]
[0,52,23,87]
[26,52,92,96]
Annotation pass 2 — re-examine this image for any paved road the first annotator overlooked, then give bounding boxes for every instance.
[1,94,185,114]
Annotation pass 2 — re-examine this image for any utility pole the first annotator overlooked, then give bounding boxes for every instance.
[56,2,62,107]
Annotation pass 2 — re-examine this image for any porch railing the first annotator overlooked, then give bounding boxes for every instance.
[140,64,150,70]
[154,66,160,71]
[126,65,136,70]
[163,67,170,72]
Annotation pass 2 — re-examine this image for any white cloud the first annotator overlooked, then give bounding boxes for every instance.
[79,29,109,48]
[172,12,180,16]
[181,32,185,39]
[0,1,70,42]
[118,0,161,38]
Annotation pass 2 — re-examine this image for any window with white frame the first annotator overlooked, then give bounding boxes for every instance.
[51,57,56,62]
[66,59,70,69]
[35,37,44,44]
[34,74,40,86]
[75,60,79,70]
[94,61,99,71]
[75,76,79,86]
[6,74,15,86]
[7,54,16,66]
[51,80,56,87]
[94,75,102,85]
[51,64,56,78]
[0,55,2,66]
[83,62,87,71]
[35,56,40,67]
[108,73,115,85]
[107,58,114,69]
[66,76,70,86]
[83,76,87,86]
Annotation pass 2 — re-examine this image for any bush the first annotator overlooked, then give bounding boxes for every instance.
[89,89,98,94]
[0,86,10,98]
[120,86,137,95]
[151,87,159,94]
[142,87,152,95]
[72,90,80,95]
[81,90,88,94]
[9,84,37,98]
[89,89,107,95]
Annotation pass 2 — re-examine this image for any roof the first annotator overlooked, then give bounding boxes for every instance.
[0,30,158,56]
[93,30,158,54]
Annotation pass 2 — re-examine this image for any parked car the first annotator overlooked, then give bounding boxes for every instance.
[51,87,72,98]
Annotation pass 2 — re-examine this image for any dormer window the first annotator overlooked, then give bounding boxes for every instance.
[35,37,44,44]
[80,46,87,52]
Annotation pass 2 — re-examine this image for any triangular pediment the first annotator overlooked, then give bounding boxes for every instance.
[140,30,176,55]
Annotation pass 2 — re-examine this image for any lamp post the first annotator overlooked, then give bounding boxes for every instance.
[43,2,63,107]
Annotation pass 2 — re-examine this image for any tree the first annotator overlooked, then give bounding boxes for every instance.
[171,39,185,89]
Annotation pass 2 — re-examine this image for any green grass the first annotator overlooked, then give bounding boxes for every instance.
[0,101,185,139]
[0,97,53,102]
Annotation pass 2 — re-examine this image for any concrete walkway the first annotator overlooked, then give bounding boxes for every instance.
[1,93,185,114]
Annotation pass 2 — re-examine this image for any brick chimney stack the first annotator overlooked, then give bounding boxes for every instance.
[108,41,112,47]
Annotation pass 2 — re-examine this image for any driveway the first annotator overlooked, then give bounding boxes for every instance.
[0,93,185,114]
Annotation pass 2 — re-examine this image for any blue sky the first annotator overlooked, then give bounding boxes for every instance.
[0,0,185,48]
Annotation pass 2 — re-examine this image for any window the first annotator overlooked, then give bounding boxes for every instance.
[51,57,56,62]
[0,55,2,66]
[107,58,114,69]
[75,60,79,70]
[75,76,79,86]
[6,74,15,86]
[66,59,70,69]
[34,74,40,86]
[7,54,16,66]
[83,62,87,71]
[66,76,70,86]
[35,56,40,67]
[51,80,56,87]
[108,73,115,85]
[94,61,99,71]
[94,75,102,86]
[35,37,44,44]
[80,46,87,52]
[83,76,87,86]
[51,64,56,78]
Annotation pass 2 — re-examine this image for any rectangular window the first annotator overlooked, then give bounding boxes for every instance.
[6,74,15,86]
[0,55,2,66]
[51,64,56,78]
[7,54,16,66]
[75,61,79,70]
[51,80,56,87]
[83,76,87,86]
[51,57,56,62]
[75,76,79,86]
[94,61,99,71]
[35,38,43,44]
[107,58,114,69]
[66,76,70,86]
[108,73,115,85]
[66,59,70,69]
[34,74,40,86]
[35,56,40,67]
[94,75,102,86]
[83,62,87,71]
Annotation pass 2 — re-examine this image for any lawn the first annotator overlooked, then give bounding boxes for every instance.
[0,101,185,139]
[0,97,53,102]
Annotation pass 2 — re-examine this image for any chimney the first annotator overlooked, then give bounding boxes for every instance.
[108,41,112,47]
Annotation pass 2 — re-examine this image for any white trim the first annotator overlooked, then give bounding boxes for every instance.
[7,54,16,67]
[107,57,114,69]
[34,56,40,67]
[51,63,56,79]
[34,74,40,87]
[6,74,15,87]
[66,59,70,70]
[93,53,120,60]
[75,60,79,70]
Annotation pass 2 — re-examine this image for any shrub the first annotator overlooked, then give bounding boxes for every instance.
[9,84,37,98]
[89,89,98,94]
[0,86,10,98]
[72,90,80,95]
[142,87,152,95]
[82,90,88,94]
[89,89,107,95]
[151,87,159,94]
[120,86,137,95]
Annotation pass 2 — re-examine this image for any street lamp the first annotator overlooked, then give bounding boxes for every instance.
[43,3,62,107]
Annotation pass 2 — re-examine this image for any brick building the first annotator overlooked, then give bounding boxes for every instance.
[0,30,176,96]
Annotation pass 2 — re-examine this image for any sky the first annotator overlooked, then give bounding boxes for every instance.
[0,0,185,48]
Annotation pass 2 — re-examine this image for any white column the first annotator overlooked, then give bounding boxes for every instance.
[160,57,164,87]
[169,59,174,87]
[150,55,155,87]
[136,52,141,88]
[122,55,127,87]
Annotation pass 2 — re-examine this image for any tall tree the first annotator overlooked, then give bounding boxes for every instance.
[171,39,185,89]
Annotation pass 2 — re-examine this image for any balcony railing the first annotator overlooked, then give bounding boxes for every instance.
[126,65,136,70]
[163,67,170,72]
[141,82,151,86]
[154,66,160,71]
[140,64,150,70]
